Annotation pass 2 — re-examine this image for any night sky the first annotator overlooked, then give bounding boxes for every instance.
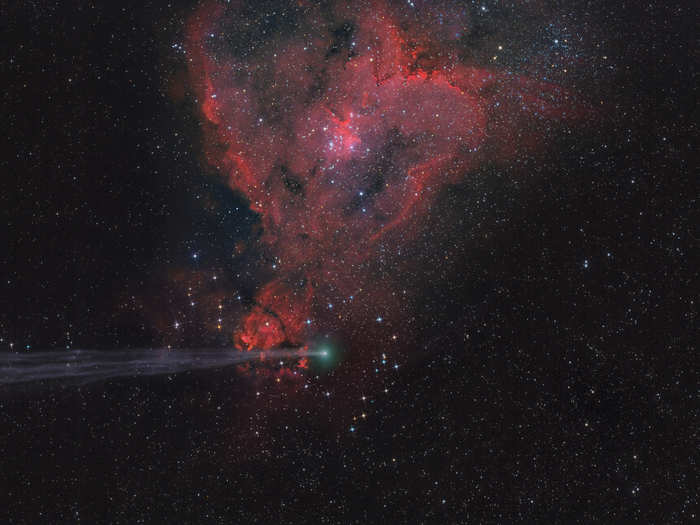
[3,1,697,523]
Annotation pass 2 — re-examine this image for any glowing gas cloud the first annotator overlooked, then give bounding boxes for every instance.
[185,0,591,350]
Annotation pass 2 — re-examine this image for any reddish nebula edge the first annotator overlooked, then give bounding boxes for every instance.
[183,0,592,356]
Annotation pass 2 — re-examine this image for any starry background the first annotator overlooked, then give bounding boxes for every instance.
[2,1,697,523]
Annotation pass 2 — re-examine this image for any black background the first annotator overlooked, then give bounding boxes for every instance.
[2,1,696,523]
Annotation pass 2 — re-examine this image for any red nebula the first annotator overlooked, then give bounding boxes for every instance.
[185,1,591,351]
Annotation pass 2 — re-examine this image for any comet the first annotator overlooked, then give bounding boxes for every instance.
[0,347,324,387]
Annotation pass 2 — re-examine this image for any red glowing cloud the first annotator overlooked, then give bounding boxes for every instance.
[185,1,591,350]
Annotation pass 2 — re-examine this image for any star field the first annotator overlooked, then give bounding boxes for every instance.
[2,0,696,523]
